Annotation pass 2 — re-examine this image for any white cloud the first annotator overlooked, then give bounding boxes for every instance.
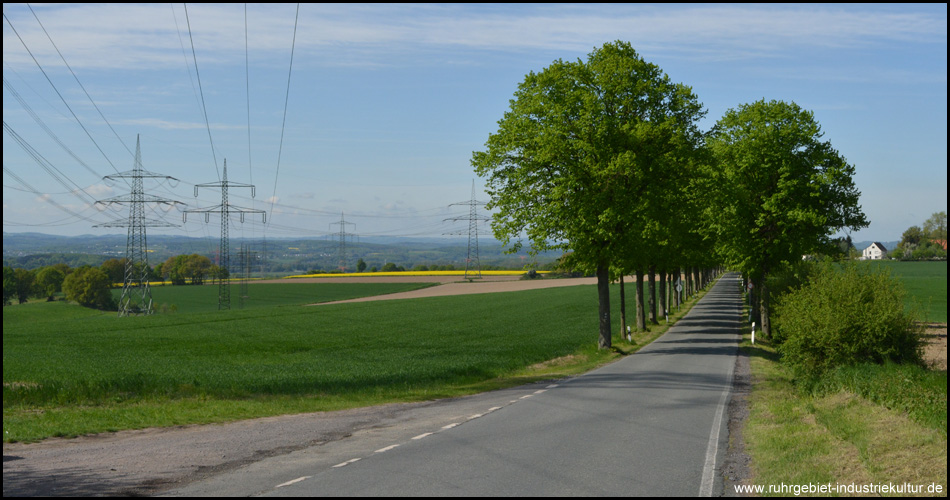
[4,4,944,71]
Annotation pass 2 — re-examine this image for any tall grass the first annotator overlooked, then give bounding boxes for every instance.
[804,362,947,433]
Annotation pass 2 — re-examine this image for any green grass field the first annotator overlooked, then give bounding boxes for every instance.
[857,260,947,323]
[4,281,690,442]
[138,281,436,313]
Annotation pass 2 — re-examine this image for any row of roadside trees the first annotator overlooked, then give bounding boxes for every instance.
[473,41,868,348]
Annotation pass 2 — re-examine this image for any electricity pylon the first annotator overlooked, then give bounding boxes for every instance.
[94,135,182,316]
[444,180,490,280]
[183,160,265,310]
[330,212,356,272]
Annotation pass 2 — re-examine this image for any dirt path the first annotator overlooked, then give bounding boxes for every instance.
[312,275,600,304]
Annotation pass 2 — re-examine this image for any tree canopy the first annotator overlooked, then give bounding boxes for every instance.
[472,41,706,348]
[62,266,115,310]
[705,99,868,336]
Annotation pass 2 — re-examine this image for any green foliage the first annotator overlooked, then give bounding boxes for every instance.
[61,266,116,311]
[923,211,947,241]
[356,258,367,273]
[100,258,126,285]
[472,41,707,349]
[13,268,36,304]
[774,263,924,377]
[893,212,948,261]
[3,266,16,305]
[34,266,66,300]
[705,99,868,336]
[766,259,821,307]
[161,254,213,285]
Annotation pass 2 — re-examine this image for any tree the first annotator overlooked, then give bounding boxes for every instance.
[706,99,868,338]
[35,266,67,301]
[901,225,925,248]
[13,268,35,304]
[62,266,115,310]
[923,211,947,242]
[3,266,16,305]
[100,258,127,286]
[472,41,706,349]
[356,258,367,273]
[162,254,213,285]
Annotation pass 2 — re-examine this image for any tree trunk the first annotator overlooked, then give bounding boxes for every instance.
[648,264,658,325]
[635,268,646,331]
[597,264,612,349]
[759,273,771,339]
[619,274,627,340]
[659,269,667,321]
[672,268,680,309]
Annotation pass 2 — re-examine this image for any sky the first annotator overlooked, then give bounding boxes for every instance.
[3,3,947,246]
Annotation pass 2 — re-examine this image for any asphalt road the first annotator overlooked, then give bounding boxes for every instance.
[164,272,743,497]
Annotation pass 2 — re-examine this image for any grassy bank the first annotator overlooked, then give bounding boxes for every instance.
[3,280,707,443]
[740,332,947,496]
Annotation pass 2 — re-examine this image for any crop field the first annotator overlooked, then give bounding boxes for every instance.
[139,281,436,314]
[3,281,658,442]
[858,260,947,323]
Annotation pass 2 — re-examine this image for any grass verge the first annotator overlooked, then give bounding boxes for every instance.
[740,331,947,496]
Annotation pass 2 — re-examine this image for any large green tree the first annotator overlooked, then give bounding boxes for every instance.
[923,211,947,242]
[35,266,66,301]
[162,254,213,285]
[706,99,868,338]
[472,41,705,348]
[62,266,115,310]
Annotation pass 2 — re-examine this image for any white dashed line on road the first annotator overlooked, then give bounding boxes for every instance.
[275,476,311,488]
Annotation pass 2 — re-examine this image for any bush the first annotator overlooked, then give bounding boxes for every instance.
[62,266,116,311]
[774,263,923,377]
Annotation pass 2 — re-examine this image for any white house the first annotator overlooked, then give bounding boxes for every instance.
[862,242,888,260]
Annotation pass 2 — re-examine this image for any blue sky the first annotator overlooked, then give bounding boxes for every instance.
[3,3,946,246]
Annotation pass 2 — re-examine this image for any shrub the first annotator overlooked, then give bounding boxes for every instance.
[62,266,116,311]
[775,263,923,377]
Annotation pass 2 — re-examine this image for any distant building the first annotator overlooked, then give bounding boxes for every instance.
[861,242,888,260]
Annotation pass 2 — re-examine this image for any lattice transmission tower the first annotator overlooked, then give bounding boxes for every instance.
[444,180,490,280]
[94,135,182,316]
[184,160,265,310]
[330,212,357,272]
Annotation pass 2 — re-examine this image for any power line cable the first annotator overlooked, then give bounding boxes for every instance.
[27,3,134,159]
[2,11,122,176]
[183,3,220,181]
[3,78,102,180]
[2,164,105,225]
[268,3,299,222]
[3,120,99,207]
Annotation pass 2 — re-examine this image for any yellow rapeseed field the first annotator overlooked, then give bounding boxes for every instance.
[285,270,549,279]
